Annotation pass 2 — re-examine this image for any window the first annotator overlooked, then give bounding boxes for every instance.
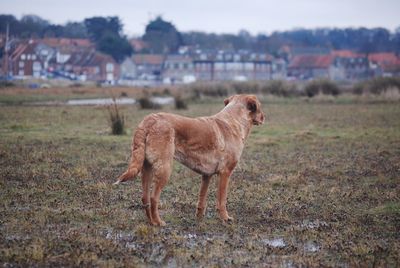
[33,61,41,71]
[27,54,31,60]
[106,63,114,72]
[32,55,37,60]
[174,63,179,70]
[21,54,26,60]
[215,62,225,71]
[19,61,24,68]
[183,63,188,70]
[18,70,24,76]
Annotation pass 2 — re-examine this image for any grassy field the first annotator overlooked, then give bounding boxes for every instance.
[0,91,399,267]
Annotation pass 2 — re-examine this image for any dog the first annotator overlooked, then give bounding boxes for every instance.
[113,94,265,226]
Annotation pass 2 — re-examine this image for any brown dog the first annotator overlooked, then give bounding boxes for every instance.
[114,94,265,226]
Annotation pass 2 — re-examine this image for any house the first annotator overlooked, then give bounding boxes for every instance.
[191,50,275,82]
[60,49,119,83]
[163,54,195,84]
[129,38,148,52]
[331,50,369,80]
[193,51,215,81]
[8,40,44,78]
[119,57,137,80]
[131,54,165,81]
[287,54,336,80]
[368,53,400,77]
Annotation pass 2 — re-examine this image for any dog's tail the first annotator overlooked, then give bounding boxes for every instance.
[113,122,147,185]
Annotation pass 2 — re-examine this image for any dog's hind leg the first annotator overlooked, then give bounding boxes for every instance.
[146,125,174,226]
[196,175,212,219]
[141,160,153,225]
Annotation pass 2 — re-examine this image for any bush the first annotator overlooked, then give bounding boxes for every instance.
[351,77,400,95]
[366,77,400,95]
[0,80,15,88]
[108,99,125,135]
[305,79,340,97]
[352,83,364,95]
[174,96,188,110]
[231,81,259,94]
[260,80,300,97]
[138,97,161,109]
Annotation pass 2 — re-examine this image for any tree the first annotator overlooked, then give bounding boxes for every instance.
[84,16,122,42]
[84,16,132,62]
[63,22,87,38]
[97,31,133,62]
[142,16,182,53]
[19,14,49,38]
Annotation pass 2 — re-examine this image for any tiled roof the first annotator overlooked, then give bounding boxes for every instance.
[65,49,115,67]
[132,54,165,65]
[289,55,333,69]
[42,38,92,48]
[332,50,364,58]
[368,53,399,65]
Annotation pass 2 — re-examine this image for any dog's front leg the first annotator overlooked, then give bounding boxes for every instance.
[217,169,234,223]
[196,175,212,219]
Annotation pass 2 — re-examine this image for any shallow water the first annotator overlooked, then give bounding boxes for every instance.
[66,98,136,106]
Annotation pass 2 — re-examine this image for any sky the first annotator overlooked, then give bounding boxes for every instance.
[1,0,399,36]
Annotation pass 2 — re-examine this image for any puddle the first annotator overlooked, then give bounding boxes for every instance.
[67,98,135,106]
[304,241,320,252]
[24,96,175,106]
[300,219,329,230]
[150,96,175,105]
[262,238,287,248]
[104,228,135,243]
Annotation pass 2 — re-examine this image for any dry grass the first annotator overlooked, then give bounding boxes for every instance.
[0,94,399,267]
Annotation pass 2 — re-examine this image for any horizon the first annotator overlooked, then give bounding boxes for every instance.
[1,0,399,36]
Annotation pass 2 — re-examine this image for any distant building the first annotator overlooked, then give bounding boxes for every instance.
[368,53,400,77]
[288,54,335,80]
[8,40,43,78]
[132,54,165,80]
[163,54,195,84]
[59,49,119,83]
[331,50,369,81]
[191,51,275,82]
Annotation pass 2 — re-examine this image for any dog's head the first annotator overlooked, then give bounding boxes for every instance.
[224,95,265,125]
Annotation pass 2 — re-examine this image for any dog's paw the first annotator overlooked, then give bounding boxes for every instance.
[151,220,166,227]
[112,180,120,185]
[196,208,206,219]
[222,216,234,224]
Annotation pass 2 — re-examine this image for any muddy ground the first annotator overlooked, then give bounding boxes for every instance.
[0,96,399,267]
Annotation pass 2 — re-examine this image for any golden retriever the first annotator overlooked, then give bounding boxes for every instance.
[114,94,265,226]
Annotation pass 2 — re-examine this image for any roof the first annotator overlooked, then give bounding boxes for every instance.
[368,53,399,65]
[10,40,37,61]
[332,50,364,58]
[129,39,148,51]
[289,55,334,69]
[132,54,165,65]
[42,38,92,48]
[65,49,116,67]
[165,54,193,63]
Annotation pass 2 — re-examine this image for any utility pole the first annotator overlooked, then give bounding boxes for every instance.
[4,22,10,79]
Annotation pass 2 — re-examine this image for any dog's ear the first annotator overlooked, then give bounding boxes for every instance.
[224,96,233,106]
[247,97,257,113]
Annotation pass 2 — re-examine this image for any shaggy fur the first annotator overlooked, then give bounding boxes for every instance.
[114,94,265,226]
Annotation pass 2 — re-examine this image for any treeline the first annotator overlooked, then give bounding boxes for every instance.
[0,14,132,62]
[182,28,400,55]
[1,14,400,58]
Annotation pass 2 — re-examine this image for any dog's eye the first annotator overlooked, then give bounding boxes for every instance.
[247,101,257,112]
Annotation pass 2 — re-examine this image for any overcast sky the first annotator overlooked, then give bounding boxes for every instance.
[1,0,399,36]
